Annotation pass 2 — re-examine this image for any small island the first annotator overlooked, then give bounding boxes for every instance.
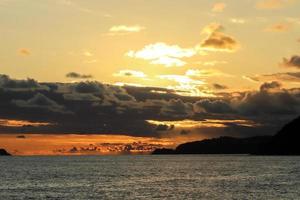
[153,116,300,155]
[0,149,11,156]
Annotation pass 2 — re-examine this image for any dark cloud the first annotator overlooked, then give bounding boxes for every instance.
[72,81,104,94]
[260,81,281,91]
[160,99,193,118]
[194,99,234,114]
[0,74,49,91]
[201,24,239,52]
[66,72,93,79]
[282,55,300,68]
[12,93,70,114]
[0,74,299,139]
[212,83,228,90]
[236,89,300,117]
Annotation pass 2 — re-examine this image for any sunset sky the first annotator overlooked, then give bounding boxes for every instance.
[0,0,300,155]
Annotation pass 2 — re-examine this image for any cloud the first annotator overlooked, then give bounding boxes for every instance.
[158,75,204,86]
[12,93,69,114]
[160,99,194,118]
[212,3,226,12]
[230,18,246,24]
[281,55,300,68]
[83,51,93,57]
[157,74,210,97]
[107,25,145,36]
[235,86,300,117]
[66,72,93,79]
[18,48,31,56]
[195,60,228,66]
[113,70,147,78]
[245,72,300,83]
[256,0,295,10]
[126,24,238,67]
[212,83,228,90]
[185,69,232,77]
[1,74,300,139]
[150,56,186,67]
[260,81,282,91]
[109,25,145,33]
[126,42,196,67]
[264,23,291,32]
[0,74,49,91]
[200,23,239,52]
[194,99,234,114]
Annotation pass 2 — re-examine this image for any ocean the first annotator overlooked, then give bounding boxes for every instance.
[0,155,300,199]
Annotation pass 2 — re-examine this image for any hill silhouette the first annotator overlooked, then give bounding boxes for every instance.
[257,116,300,155]
[0,149,11,156]
[152,116,300,155]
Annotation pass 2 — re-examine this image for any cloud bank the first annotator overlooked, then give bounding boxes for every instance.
[1,74,299,140]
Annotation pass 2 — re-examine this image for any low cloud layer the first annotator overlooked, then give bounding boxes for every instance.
[0,74,299,139]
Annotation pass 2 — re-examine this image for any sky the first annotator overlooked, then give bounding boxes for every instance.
[0,0,300,155]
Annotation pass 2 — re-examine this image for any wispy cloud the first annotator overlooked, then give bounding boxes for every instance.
[264,23,291,32]
[230,18,246,24]
[244,72,300,83]
[195,60,228,66]
[185,69,233,77]
[109,25,145,33]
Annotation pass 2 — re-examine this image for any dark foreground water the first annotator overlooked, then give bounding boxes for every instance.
[0,155,300,199]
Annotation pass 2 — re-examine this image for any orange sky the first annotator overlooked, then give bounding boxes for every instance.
[0,134,176,155]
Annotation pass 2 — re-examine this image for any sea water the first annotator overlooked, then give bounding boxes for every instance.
[0,155,300,199]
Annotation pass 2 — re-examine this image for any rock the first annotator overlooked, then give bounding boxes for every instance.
[0,149,11,156]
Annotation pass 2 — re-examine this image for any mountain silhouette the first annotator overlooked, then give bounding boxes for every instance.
[152,116,300,155]
[0,149,11,156]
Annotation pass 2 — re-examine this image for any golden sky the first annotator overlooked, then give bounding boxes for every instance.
[1,0,300,96]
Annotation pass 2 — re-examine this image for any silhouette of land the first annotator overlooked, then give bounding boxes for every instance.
[153,116,300,155]
[0,149,11,156]
[257,116,300,155]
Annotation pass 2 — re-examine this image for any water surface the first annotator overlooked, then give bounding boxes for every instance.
[0,155,300,199]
